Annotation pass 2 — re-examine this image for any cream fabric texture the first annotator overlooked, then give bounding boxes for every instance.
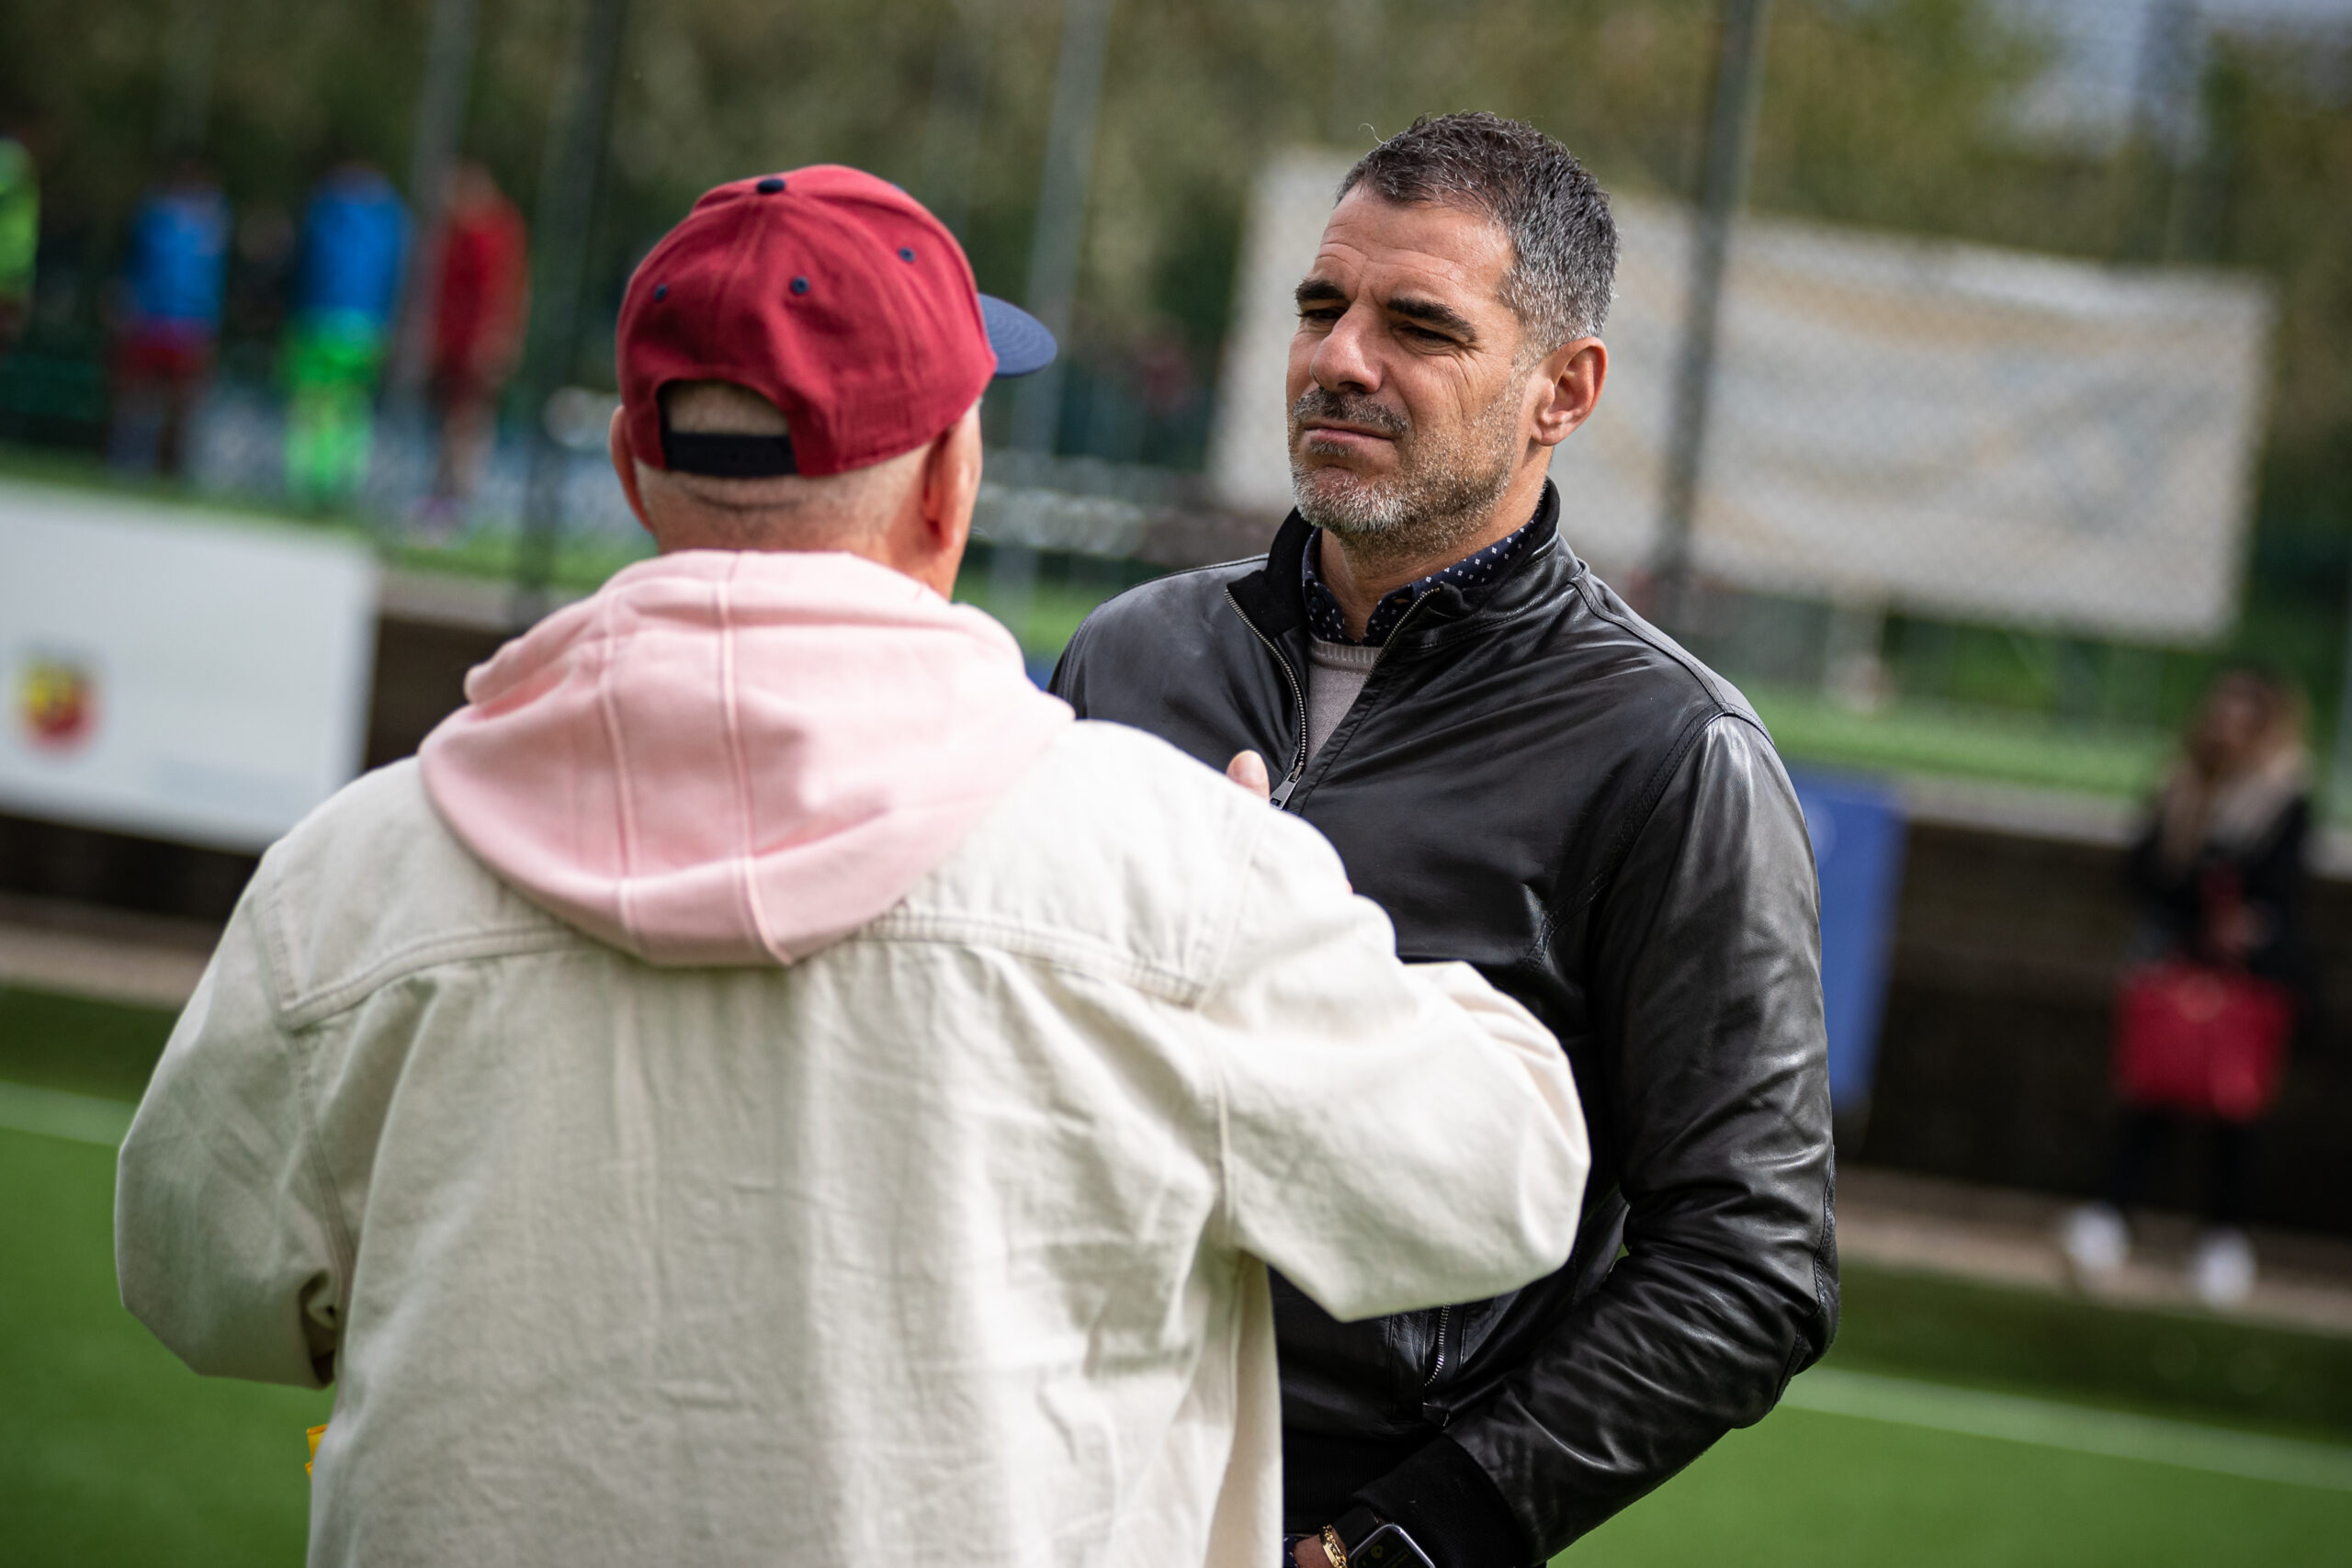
[116,724,1589,1568]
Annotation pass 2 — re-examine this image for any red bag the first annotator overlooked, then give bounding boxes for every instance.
[2113,961,2292,1122]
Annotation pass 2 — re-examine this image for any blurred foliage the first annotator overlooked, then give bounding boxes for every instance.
[3,0,2350,715]
[6,0,2345,446]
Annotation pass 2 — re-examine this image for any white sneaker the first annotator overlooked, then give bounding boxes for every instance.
[2060,1202,2130,1277]
[2191,1228,2256,1307]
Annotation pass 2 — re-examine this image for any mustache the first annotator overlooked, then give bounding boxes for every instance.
[1289,387,1408,439]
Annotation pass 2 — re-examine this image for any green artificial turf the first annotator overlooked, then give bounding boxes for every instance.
[7,1105,2350,1564]
[1568,1395,2349,1566]
[1747,682,2174,800]
[1837,1262,2352,1439]
[0,985,178,1102]
[0,1127,332,1562]
[9,987,2352,1562]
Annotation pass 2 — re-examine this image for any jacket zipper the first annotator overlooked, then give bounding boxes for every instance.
[1369,587,1444,672]
[1223,565,1456,811]
[1423,1304,1453,1388]
[1224,587,1309,807]
[1238,563,1498,1416]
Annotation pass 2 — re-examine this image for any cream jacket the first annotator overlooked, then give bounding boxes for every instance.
[117,725,1589,1568]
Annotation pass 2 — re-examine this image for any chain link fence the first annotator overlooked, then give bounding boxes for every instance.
[1200,25,2346,799]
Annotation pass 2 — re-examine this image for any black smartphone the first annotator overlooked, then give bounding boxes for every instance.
[1350,1523,1437,1568]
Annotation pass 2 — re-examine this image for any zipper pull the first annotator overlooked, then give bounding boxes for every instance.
[1269,775,1299,809]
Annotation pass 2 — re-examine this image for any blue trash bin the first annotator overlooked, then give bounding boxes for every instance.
[1789,771,1908,1122]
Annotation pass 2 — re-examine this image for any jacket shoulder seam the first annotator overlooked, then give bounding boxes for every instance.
[253,855,302,1021]
[279,924,587,1029]
[1537,581,1754,932]
[281,953,360,1357]
[1076,557,1266,626]
[1134,554,1270,584]
[856,909,1206,1003]
[1576,576,1747,712]
[1536,705,1734,954]
[236,889,357,1372]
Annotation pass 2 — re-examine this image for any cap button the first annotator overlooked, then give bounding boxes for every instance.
[790,276,809,295]
[756,175,786,194]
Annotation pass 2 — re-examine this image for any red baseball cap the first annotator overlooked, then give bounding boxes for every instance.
[616,164,1055,479]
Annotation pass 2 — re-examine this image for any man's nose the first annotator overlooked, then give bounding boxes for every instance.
[1310,306,1382,394]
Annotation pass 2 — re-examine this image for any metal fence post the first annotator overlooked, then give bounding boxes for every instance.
[1328,0,1385,146]
[510,0,629,627]
[2330,571,2352,824]
[1653,0,1773,632]
[919,0,997,242]
[155,0,220,155]
[997,0,1113,646]
[386,0,482,405]
[1011,0,1111,457]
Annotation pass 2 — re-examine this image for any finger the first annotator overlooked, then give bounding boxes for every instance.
[1225,750,1272,801]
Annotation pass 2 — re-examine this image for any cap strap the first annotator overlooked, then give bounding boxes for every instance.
[662,422,800,477]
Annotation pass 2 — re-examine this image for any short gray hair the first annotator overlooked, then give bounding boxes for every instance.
[1337,112,1617,353]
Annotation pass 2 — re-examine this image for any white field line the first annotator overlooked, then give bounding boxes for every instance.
[0,1080,135,1147]
[1784,1367,2352,1492]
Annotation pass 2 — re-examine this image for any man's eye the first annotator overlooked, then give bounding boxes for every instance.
[1299,306,1342,324]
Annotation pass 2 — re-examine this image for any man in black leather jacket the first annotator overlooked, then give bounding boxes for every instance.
[1049,114,1837,1567]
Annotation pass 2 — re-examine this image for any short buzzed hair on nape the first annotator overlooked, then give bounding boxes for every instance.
[1338,111,1618,357]
[639,379,912,543]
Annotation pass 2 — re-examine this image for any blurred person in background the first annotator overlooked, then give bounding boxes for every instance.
[108,157,230,477]
[0,131,35,360]
[2064,667,2312,1305]
[420,161,527,528]
[282,160,407,510]
[1054,113,1835,1568]
[114,166,1591,1568]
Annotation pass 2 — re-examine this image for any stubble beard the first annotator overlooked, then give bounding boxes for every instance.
[1288,383,1523,568]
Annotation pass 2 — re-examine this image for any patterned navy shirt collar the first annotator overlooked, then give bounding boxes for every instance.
[1300,511,1543,647]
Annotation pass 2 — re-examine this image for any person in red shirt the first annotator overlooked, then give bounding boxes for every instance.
[425,162,528,514]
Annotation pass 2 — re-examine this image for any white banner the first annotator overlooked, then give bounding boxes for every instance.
[0,482,379,851]
[1211,150,2274,644]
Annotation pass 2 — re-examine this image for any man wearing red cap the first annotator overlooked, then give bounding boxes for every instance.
[115,166,1592,1568]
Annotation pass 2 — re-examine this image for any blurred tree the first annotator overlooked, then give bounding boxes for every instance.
[0,0,2346,500]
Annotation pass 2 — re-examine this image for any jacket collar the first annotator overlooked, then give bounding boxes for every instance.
[1228,479,1575,653]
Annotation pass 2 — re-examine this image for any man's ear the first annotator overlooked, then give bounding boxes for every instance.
[919,402,985,553]
[609,407,654,534]
[1529,338,1608,449]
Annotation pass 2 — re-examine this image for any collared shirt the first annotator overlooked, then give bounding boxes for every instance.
[1299,513,1543,647]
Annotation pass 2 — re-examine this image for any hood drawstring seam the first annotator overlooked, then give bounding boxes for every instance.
[715,562,786,963]
[598,583,648,953]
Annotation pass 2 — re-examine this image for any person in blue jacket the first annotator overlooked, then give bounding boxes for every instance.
[111,158,231,476]
[283,161,408,510]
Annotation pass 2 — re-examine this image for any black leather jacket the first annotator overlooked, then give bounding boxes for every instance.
[1050,483,1838,1565]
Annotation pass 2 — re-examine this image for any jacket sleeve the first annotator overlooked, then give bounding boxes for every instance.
[1391,715,1838,1561]
[115,880,347,1388]
[1199,808,1591,1324]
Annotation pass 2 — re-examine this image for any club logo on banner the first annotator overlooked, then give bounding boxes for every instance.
[17,652,98,752]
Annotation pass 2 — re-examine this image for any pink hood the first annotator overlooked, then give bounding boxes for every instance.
[419,550,1072,965]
